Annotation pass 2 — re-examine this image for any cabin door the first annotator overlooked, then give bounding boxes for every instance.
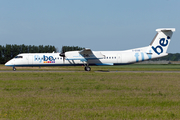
[117,54,122,63]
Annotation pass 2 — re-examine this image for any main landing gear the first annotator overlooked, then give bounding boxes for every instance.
[84,66,91,71]
[83,62,91,71]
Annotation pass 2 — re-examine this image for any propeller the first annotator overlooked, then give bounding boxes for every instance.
[60,46,65,63]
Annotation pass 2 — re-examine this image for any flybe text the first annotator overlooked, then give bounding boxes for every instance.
[34,55,55,63]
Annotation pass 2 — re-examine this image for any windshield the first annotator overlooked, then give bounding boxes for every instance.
[14,56,23,58]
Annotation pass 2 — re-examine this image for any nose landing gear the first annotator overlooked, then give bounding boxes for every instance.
[13,67,16,71]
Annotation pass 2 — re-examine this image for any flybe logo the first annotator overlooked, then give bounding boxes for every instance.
[152,36,170,55]
[134,50,152,62]
[34,55,55,63]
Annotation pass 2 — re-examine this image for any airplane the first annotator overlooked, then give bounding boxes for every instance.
[5,28,175,71]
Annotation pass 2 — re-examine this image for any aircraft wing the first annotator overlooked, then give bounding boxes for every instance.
[79,48,104,59]
[65,48,104,62]
[79,48,93,56]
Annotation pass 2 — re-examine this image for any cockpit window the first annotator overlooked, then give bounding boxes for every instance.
[15,56,23,58]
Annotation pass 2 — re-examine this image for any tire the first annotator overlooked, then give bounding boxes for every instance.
[86,67,91,71]
[13,67,16,71]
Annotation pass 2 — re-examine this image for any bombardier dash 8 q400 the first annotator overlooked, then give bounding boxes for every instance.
[5,28,175,71]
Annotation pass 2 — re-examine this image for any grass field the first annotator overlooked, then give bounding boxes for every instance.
[1,64,180,119]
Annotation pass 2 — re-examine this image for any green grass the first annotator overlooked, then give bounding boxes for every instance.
[0,72,180,119]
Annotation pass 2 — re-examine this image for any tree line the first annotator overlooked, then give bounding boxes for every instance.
[153,53,180,61]
[61,46,85,53]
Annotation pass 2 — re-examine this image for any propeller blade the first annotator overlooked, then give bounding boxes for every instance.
[60,46,65,63]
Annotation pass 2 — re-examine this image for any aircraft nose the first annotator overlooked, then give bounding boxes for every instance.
[5,61,11,66]
[5,62,9,66]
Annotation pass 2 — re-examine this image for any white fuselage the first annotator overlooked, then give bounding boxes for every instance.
[5,28,175,70]
[5,46,165,67]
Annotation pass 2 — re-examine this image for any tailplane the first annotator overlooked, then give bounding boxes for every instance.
[150,28,175,56]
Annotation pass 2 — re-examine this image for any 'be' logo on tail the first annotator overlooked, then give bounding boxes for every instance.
[152,36,170,55]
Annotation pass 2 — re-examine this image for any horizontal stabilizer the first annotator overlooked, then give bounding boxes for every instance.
[156,28,175,32]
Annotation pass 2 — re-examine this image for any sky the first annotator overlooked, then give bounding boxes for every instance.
[0,0,179,53]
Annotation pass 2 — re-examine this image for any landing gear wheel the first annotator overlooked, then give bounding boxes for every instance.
[13,67,16,71]
[84,67,91,71]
